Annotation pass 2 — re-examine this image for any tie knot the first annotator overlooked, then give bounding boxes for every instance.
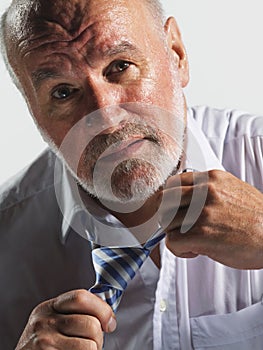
[90,233,165,312]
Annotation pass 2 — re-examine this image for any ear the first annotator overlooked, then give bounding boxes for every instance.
[164,17,189,88]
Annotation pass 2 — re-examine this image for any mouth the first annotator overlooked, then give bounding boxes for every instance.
[99,137,152,162]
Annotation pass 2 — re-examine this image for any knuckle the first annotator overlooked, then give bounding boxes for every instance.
[30,300,48,317]
[32,334,55,349]
[103,302,114,318]
[57,314,75,330]
[192,207,211,234]
[31,318,43,333]
[199,222,211,237]
[29,305,56,334]
[88,320,104,349]
[87,340,98,350]
[87,316,102,335]
[34,318,47,333]
[208,169,220,180]
[207,181,218,201]
[73,339,97,350]
[200,205,212,221]
[72,289,89,305]
[31,316,55,333]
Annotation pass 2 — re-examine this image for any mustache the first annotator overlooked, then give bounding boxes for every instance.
[84,122,163,162]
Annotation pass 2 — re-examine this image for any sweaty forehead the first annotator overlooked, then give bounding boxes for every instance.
[7,0,96,40]
[7,0,149,42]
[6,0,159,81]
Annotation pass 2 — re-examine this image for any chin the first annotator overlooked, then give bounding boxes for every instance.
[76,147,181,207]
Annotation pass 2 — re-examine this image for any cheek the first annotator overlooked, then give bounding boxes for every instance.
[121,79,166,110]
[33,109,74,149]
[30,98,80,149]
[128,70,181,114]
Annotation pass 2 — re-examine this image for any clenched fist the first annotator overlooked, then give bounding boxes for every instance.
[16,289,116,350]
[161,170,263,269]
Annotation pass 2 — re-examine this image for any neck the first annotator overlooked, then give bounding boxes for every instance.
[79,187,163,268]
[108,191,163,228]
[79,186,164,243]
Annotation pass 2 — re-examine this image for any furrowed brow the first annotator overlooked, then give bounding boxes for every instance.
[31,42,144,89]
[31,68,63,90]
[95,41,145,61]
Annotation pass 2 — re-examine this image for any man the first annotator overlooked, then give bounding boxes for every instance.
[0,0,263,349]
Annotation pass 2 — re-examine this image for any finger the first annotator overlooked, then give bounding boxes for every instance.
[158,186,191,222]
[56,314,104,349]
[162,178,210,211]
[159,185,207,230]
[52,290,116,333]
[158,187,191,230]
[165,170,208,189]
[52,334,100,350]
[163,186,191,207]
[163,207,194,232]
[165,230,203,256]
[62,338,98,350]
[24,330,99,350]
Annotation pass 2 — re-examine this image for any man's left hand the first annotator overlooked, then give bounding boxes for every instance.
[161,170,263,269]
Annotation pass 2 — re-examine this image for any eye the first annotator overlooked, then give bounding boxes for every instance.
[51,85,78,100]
[106,60,131,76]
[112,61,130,73]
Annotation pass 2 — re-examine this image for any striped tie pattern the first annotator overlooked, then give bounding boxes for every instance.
[89,233,165,312]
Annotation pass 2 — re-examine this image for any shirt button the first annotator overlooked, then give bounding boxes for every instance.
[160,299,167,312]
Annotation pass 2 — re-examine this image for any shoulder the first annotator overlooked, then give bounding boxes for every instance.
[0,148,58,212]
[188,106,263,189]
[188,105,263,141]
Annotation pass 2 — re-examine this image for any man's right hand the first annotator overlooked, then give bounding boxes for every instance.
[15,289,117,350]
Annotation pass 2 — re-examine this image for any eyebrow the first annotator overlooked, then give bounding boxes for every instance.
[31,68,63,90]
[99,41,144,59]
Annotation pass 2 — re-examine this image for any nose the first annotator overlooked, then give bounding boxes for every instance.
[85,79,127,133]
[88,77,122,111]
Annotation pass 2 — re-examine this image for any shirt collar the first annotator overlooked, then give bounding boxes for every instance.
[59,162,140,246]
[59,109,224,244]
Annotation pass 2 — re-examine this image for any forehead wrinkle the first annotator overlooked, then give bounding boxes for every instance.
[18,22,96,57]
[9,1,149,65]
[8,3,97,63]
[82,40,146,64]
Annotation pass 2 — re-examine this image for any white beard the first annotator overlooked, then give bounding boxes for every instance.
[79,138,183,205]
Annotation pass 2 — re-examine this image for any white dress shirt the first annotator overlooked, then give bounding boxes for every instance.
[153,106,263,350]
[0,106,262,349]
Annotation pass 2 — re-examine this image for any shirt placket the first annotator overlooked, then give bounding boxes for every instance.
[153,242,180,350]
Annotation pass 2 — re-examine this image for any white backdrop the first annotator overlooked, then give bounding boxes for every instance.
[0,0,263,185]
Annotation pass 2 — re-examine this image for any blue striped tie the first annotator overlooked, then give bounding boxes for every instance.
[89,233,165,312]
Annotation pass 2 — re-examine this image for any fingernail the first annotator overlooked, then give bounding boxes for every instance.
[107,316,117,333]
